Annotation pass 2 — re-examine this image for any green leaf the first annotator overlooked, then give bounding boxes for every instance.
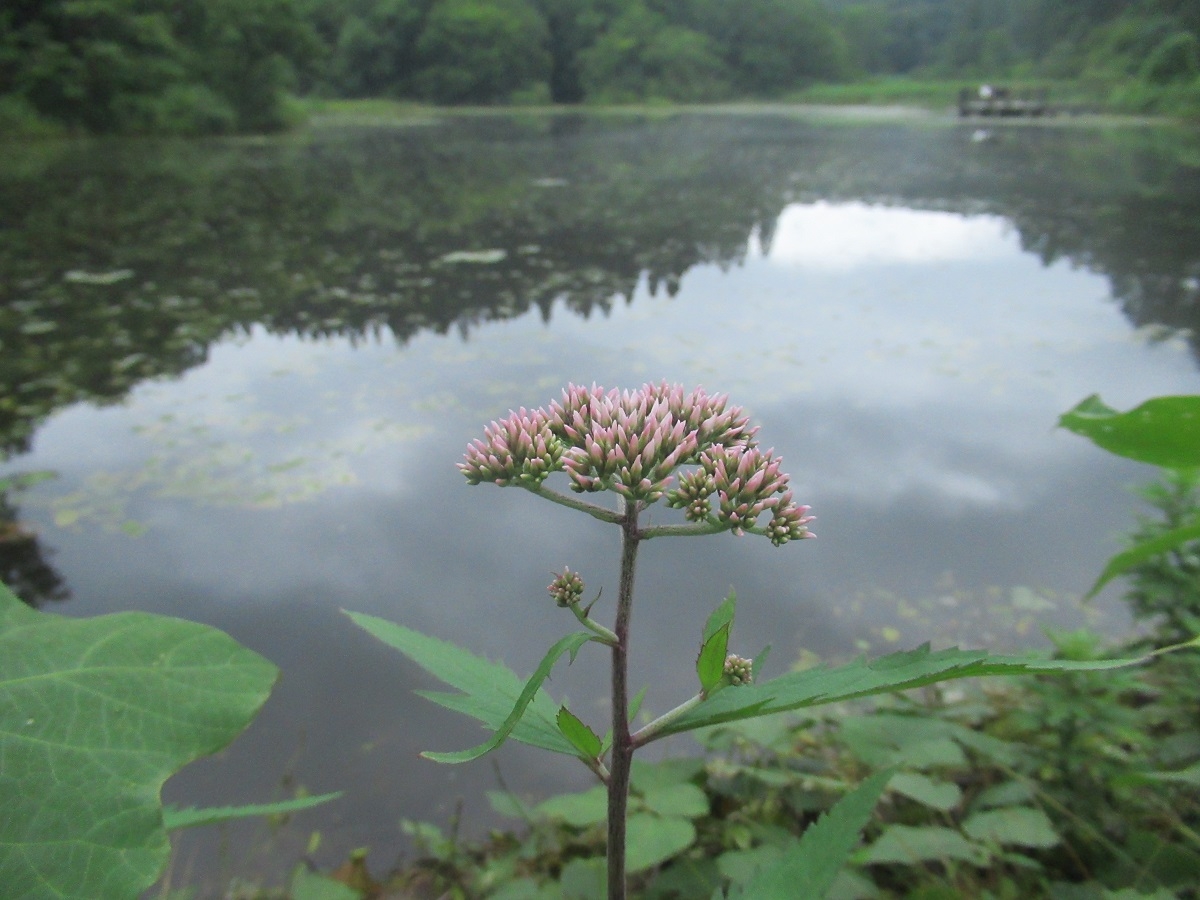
[649,644,1156,739]
[737,769,892,899]
[703,591,737,643]
[962,807,1060,848]
[0,581,277,899]
[888,773,962,812]
[630,757,706,792]
[290,865,362,900]
[1059,394,1200,469]
[857,824,989,866]
[697,593,736,694]
[1086,521,1200,597]
[841,715,969,769]
[344,611,582,759]
[972,780,1035,810]
[639,782,710,819]
[698,623,731,694]
[422,630,593,763]
[626,813,696,872]
[535,785,608,828]
[557,706,602,758]
[162,792,343,831]
[1139,761,1200,787]
[559,857,606,899]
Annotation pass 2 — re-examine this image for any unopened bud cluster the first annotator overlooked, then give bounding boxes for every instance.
[548,567,585,607]
[723,654,753,686]
[460,382,814,543]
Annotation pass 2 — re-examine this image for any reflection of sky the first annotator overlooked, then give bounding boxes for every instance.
[760,201,1015,268]
[6,200,1199,885]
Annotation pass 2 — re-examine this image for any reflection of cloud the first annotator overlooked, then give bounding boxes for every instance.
[764,202,1014,269]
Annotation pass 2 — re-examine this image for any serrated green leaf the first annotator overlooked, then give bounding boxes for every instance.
[649,643,1157,740]
[557,706,602,758]
[422,629,594,763]
[857,824,989,866]
[1059,394,1200,469]
[626,813,696,872]
[1086,522,1200,597]
[345,611,582,758]
[962,807,1059,848]
[889,773,962,811]
[739,769,892,899]
[162,792,343,831]
[0,581,277,900]
[703,591,737,643]
[698,622,731,694]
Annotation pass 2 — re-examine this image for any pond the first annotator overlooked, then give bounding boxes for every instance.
[3,110,1199,889]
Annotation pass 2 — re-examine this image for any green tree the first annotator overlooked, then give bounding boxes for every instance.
[413,0,551,103]
[580,2,729,102]
[690,0,852,93]
[0,0,317,134]
[2,0,188,133]
[532,0,604,103]
[329,0,426,96]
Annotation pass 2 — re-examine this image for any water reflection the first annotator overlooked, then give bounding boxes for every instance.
[2,114,1199,888]
[764,202,1013,268]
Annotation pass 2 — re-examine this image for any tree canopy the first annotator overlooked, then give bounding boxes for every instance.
[1,0,1198,134]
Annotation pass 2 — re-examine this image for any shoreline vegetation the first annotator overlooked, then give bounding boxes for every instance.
[3,0,1199,140]
[2,83,1191,143]
[293,92,1177,131]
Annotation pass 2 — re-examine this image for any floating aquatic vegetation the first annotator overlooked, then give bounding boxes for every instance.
[439,249,508,265]
[63,269,136,285]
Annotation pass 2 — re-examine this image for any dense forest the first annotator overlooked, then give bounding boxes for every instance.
[0,0,1198,133]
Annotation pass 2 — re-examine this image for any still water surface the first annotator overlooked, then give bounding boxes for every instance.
[2,112,1199,886]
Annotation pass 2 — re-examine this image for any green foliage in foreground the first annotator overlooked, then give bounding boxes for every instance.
[0,581,280,898]
[1059,394,1200,597]
[350,610,1171,762]
[334,632,1200,899]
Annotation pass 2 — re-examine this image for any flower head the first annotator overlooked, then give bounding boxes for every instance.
[459,407,562,486]
[460,382,814,542]
[548,567,585,607]
[723,654,753,686]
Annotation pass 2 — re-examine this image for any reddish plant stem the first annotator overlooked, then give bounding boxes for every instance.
[607,501,641,900]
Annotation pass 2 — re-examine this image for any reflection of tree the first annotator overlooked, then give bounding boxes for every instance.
[0,479,69,608]
[2,115,1199,460]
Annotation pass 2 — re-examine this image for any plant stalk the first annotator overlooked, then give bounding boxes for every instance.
[607,499,640,900]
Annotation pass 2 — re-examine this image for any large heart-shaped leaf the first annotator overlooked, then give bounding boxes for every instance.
[0,582,278,899]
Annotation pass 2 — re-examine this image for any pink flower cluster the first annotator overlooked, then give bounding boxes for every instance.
[459,383,815,545]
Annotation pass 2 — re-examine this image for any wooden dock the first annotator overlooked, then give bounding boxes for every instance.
[958,86,1051,118]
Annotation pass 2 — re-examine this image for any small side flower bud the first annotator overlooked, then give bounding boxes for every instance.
[723,654,753,686]
[548,567,585,607]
